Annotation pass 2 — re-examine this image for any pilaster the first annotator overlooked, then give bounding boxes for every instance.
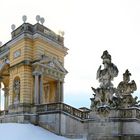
[56,80,64,102]
[39,74,43,104]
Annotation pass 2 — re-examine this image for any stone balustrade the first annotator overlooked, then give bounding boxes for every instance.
[36,102,90,119]
[0,110,8,116]
[11,23,64,45]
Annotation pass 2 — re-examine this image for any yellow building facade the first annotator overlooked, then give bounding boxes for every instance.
[0,21,68,112]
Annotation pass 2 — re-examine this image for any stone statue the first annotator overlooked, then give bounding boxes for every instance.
[97,50,118,88]
[117,69,138,108]
[117,69,137,96]
[91,50,119,110]
[13,79,20,104]
[90,51,139,112]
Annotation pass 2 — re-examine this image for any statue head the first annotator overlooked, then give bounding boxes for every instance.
[101,50,111,65]
[123,69,131,82]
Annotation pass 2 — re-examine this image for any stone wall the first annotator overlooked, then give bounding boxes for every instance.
[1,104,140,140]
[36,108,140,140]
[38,112,84,139]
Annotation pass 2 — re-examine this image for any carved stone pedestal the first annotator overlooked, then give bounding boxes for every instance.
[87,108,140,140]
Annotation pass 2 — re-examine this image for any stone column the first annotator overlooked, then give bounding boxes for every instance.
[57,80,60,102]
[44,83,50,103]
[2,87,9,110]
[39,74,43,104]
[60,81,64,102]
[56,80,63,102]
[33,72,41,104]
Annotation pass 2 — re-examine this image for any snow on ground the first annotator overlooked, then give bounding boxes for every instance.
[0,123,84,140]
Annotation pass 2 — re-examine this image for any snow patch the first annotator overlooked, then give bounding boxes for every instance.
[0,123,84,140]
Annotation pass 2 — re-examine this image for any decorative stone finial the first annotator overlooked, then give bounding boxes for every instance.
[36,15,40,23]
[22,15,27,23]
[40,17,45,25]
[11,24,16,31]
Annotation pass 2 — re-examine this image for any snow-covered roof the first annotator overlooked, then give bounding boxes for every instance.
[0,123,84,140]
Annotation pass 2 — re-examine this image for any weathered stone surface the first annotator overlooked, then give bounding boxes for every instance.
[91,50,139,114]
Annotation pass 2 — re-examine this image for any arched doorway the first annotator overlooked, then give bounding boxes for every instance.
[0,60,10,110]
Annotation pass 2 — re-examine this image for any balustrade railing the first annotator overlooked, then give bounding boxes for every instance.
[36,102,90,119]
[0,110,8,116]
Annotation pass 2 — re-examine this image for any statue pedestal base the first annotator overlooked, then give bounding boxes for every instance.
[87,108,140,140]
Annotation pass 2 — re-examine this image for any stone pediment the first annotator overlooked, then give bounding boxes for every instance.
[33,55,68,75]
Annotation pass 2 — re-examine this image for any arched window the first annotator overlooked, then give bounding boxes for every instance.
[13,76,20,104]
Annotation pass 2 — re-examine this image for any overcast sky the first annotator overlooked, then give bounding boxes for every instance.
[1,0,140,108]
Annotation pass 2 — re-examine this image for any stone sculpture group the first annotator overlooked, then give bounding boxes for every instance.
[91,50,139,112]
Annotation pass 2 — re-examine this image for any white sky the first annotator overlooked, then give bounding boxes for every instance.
[1,0,140,108]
